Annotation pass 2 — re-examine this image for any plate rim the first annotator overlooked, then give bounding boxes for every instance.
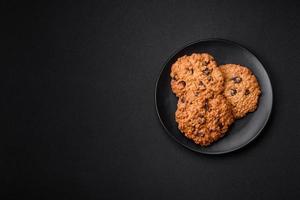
[155,38,273,155]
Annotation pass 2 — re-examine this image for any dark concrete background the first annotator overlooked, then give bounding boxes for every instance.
[2,0,300,199]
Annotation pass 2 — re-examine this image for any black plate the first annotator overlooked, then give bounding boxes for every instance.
[155,39,273,154]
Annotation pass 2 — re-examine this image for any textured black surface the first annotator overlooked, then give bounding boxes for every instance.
[156,39,273,154]
[2,0,300,199]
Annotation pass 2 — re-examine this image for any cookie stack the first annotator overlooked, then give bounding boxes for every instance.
[170,53,261,146]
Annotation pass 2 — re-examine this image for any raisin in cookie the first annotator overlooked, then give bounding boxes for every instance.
[170,53,224,97]
[219,64,261,119]
[175,91,234,146]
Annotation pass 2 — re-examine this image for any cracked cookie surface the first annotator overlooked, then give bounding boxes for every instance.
[175,91,234,146]
[220,64,261,119]
[170,53,224,97]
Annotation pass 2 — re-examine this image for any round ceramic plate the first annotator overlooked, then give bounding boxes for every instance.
[155,39,273,154]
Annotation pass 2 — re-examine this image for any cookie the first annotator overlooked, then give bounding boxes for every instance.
[175,91,234,146]
[170,53,224,97]
[219,64,261,119]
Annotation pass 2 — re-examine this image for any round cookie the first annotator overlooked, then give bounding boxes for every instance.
[175,91,234,146]
[219,64,261,119]
[170,53,224,97]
